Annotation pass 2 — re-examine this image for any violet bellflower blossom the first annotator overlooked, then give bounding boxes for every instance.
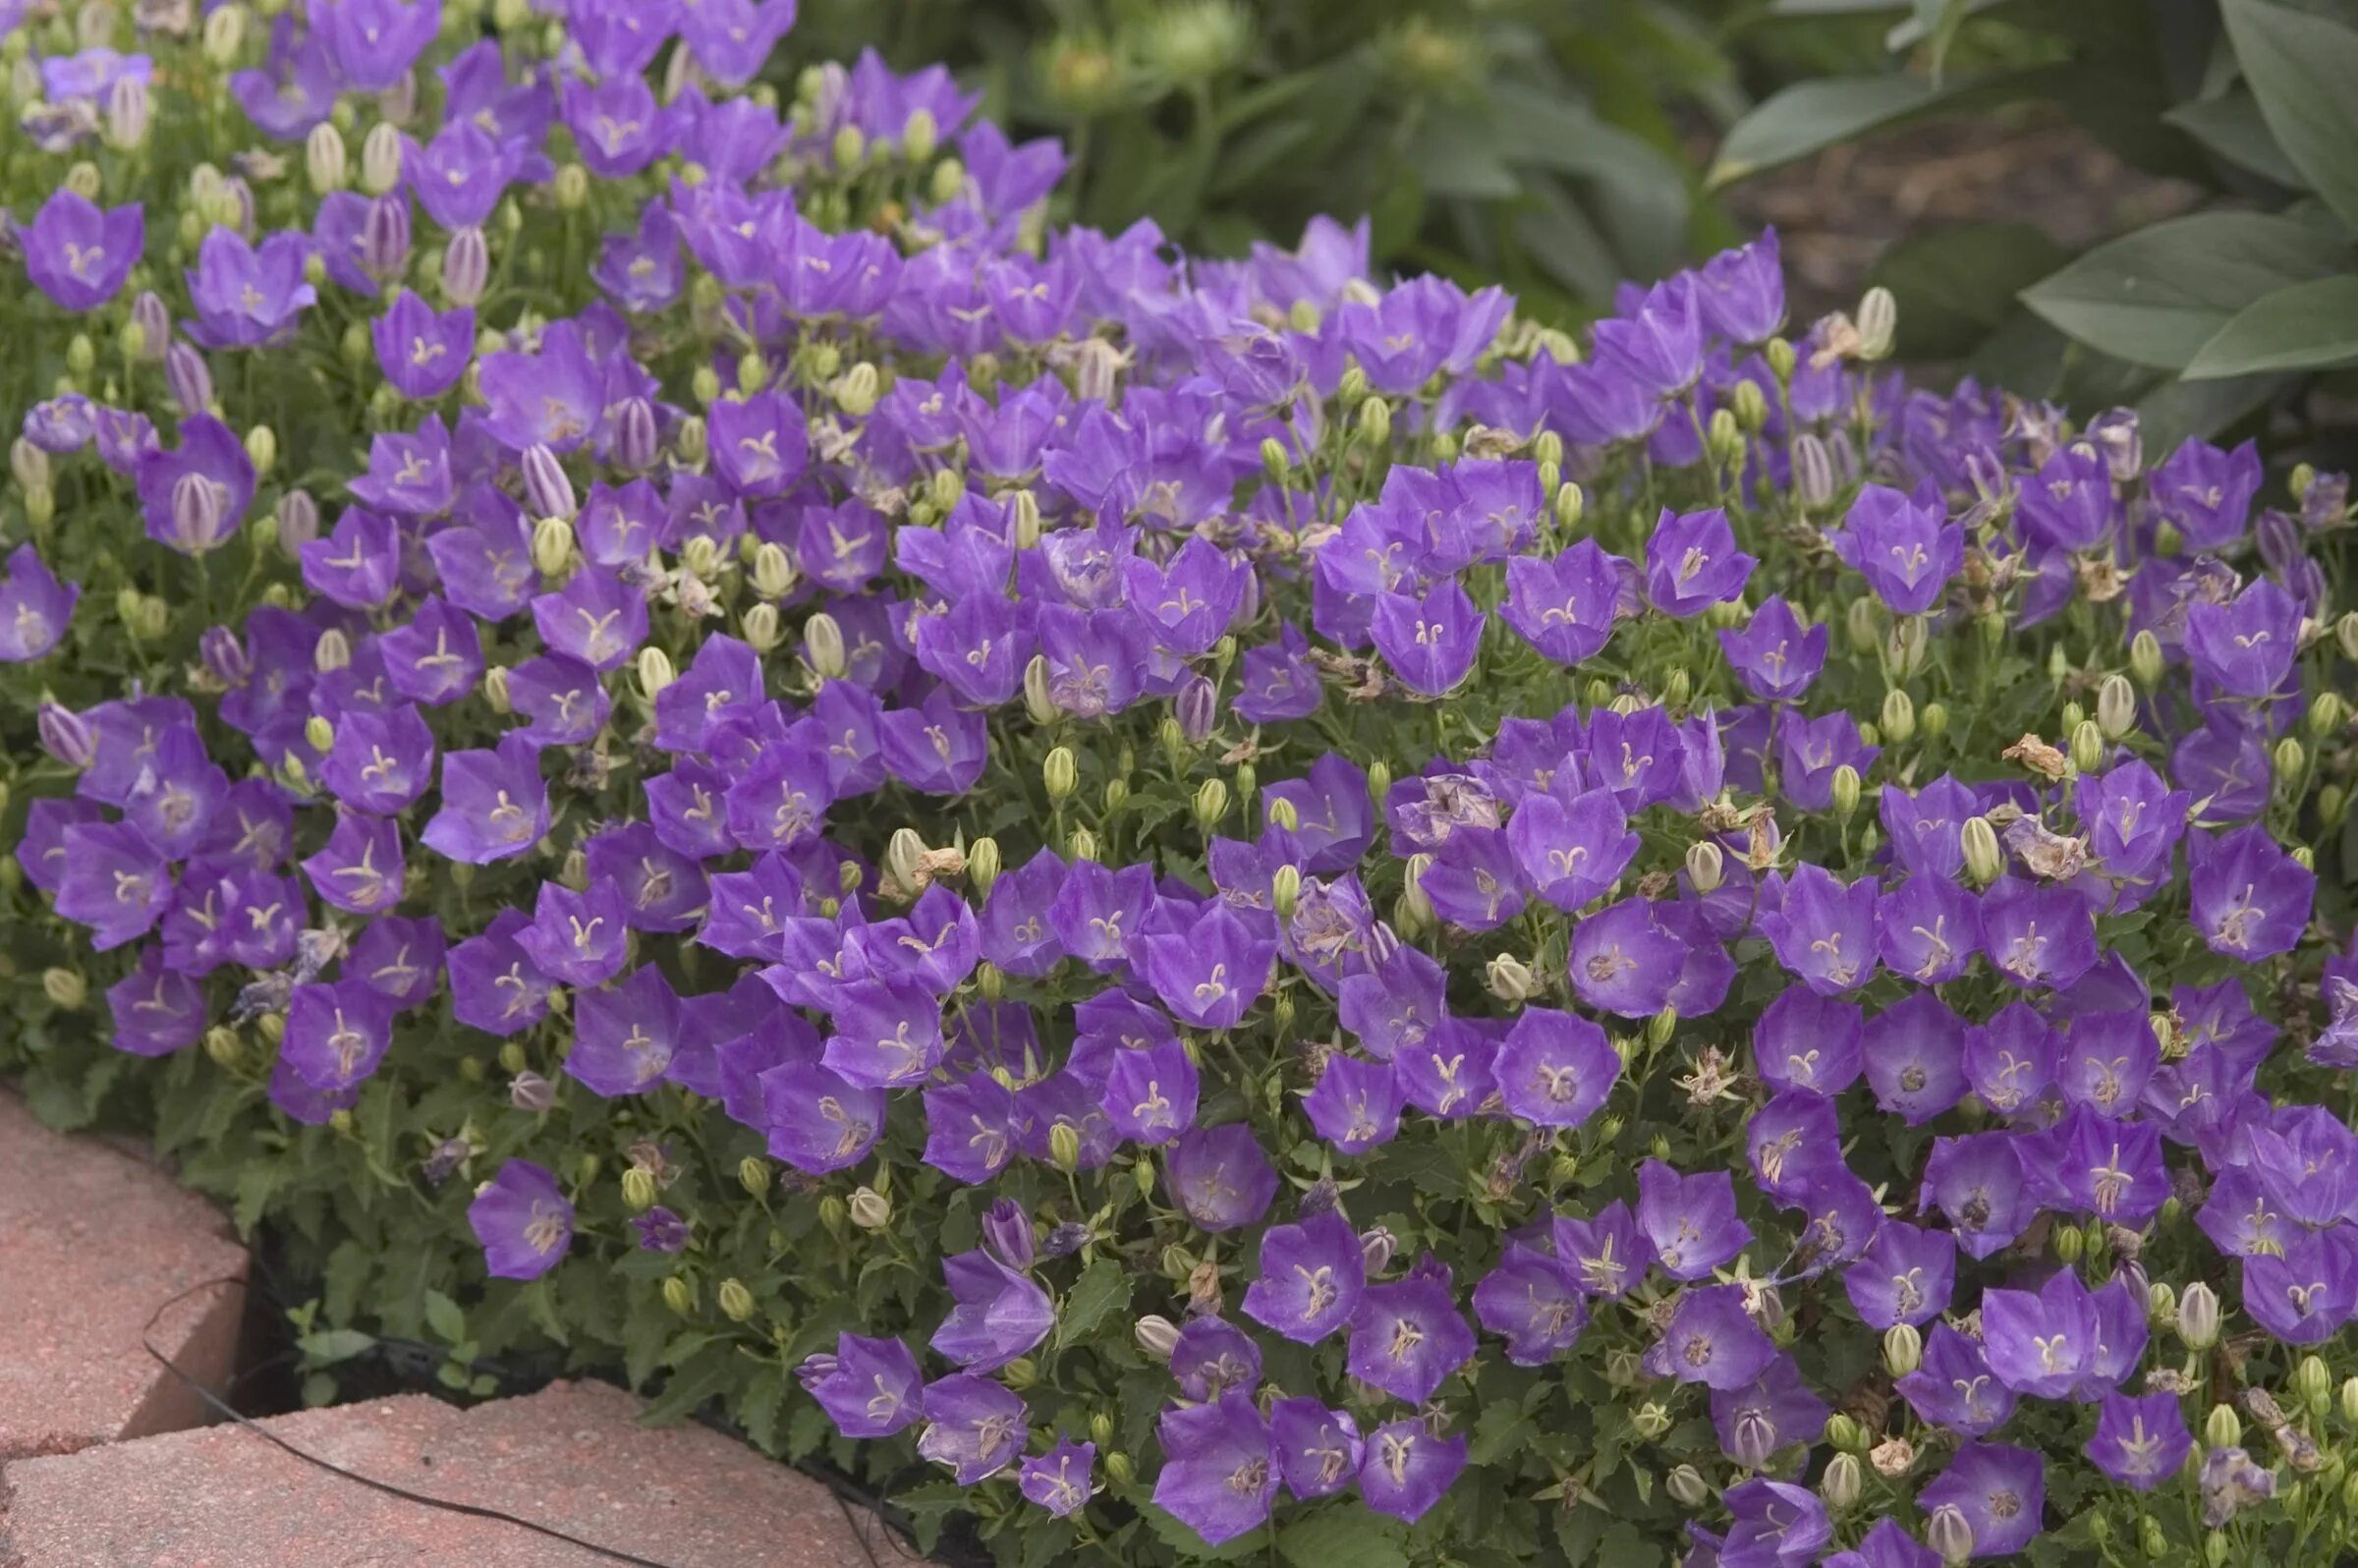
[468,1158,574,1280]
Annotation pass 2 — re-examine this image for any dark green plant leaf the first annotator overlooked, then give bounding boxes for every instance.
[1867,222,2073,359]
[422,1288,465,1343]
[296,1328,376,1365]
[1708,75,1980,187]
[2163,90,2307,188]
[2220,0,2358,230]
[1054,1258,1132,1349]
[1275,1507,1409,1568]
[2017,211,2353,368]
[2185,275,2358,375]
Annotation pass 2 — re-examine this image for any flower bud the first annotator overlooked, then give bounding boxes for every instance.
[1049,1122,1082,1172]
[1486,952,1537,1003]
[2206,1403,2242,1451]
[2274,735,2306,783]
[1193,777,1228,831]
[1681,839,1725,897]
[362,194,410,281]
[1926,1506,1974,1567]
[2069,718,2105,775]
[2137,1517,2166,1560]
[2090,674,2137,742]
[734,1155,770,1200]
[2177,1281,2219,1350]
[1825,1414,1867,1453]
[742,602,782,653]
[42,968,85,1009]
[832,362,880,419]
[961,836,1002,900]
[1792,433,1834,508]
[555,162,590,209]
[1881,688,1916,745]
[510,1070,556,1111]
[628,647,674,705]
[2341,1376,2358,1425]
[1830,764,1861,819]
[1266,795,1300,834]
[1881,1323,1922,1378]
[435,224,491,308]
[37,700,91,770]
[848,1186,892,1228]
[660,1275,695,1316]
[166,341,216,420]
[2296,1354,2332,1404]
[1856,286,1898,360]
[1135,1315,1181,1361]
[1270,864,1301,923]
[621,1166,657,1211]
[1664,1463,1710,1507]
[361,122,404,196]
[1175,674,1217,745]
[717,1278,757,1321]
[804,612,846,680]
[1554,480,1585,532]
[1044,746,1078,802]
[1822,1451,1863,1511]
[531,515,575,578]
[748,541,797,599]
[1067,826,1097,862]
[1961,816,2002,886]
[1631,1401,1673,1440]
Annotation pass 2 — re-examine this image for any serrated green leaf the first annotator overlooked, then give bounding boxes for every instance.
[1469,1400,1538,1466]
[1276,1505,1409,1568]
[2018,212,2352,369]
[2221,0,2358,231]
[737,1363,788,1451]
[640,1342,740,1426]
[1056,1258,1132,1350]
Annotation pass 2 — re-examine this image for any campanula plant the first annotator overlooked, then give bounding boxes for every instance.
[4,3,2358,1567]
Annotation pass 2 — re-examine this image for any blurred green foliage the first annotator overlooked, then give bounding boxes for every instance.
[790,0,1750,321]
[1710,0,2358,462]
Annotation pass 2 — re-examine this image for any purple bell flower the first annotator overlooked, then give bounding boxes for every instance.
[566,964,683,1097]
[1473,1243,1589,1365]
[1752,987,1864,1095]
[930,1248,1054,1372]
[1507,785,1637,914]
[1638,1158,1753,1280]
[1836,484,1962,615]
[1553,1201,1654,1299]
[53,821,171,950]
[1495,1006,1619,1128]
[1303,1054,1404,1155]
[1345,1259,1477,1403]
[1358,1419,1468,1524]
[1761,863,1879,995]
[1712,1355,1829,1469]
[24,190,141,311]
[184,228,315,349]
[1862,991,1969,1125]
[2086,1390,2192,1490]
[1167,1124,1278,1232]
[1826,1519,1940,1568]
[1979,876,2099,990]
[1169,1316,1262,1401]
[1719,595,1825,700]
[799,1334,923,1439]
[468,1159,573,1281]
[0,544,79,661]
[422,734,548,864]
[710,390,811,499]
[1645,1283,1775,1389]
[1242,1209,1366,1344]
[281,979,398,1093]
[2188,825,2313,960]
[1500,538,1623,664]
[2184,575,2300,699]
[1268,1399,1362,1500]
[917,1375,1029,1484]
[106,950,209,1058]
[136,414,254,554]
[372,290,474,401]
[1895,1323,2016,1437]
[1723,1478,1831,1566]
[1845,1221,1955,1330]
[2151,437,2262,550]
[1018,1439,1096,1518]
[1098,1038,1198,1147]
[1919,1442,2043,1559]
[1151,1391,1274,1545]
[1369,579,1485,696]
[1645,507,1755,617]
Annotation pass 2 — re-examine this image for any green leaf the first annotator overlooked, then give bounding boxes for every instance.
[1469,1399,1539,1466]
[2163,91,2306,188]
[640,1342,741,1426]
[1709,76,1967,187]
[1411,118,1522,200]
[2221,0,2358,231]
[2134,366,2294,450]
[2185,274,2358,376]
[2017,212,2353,368]
[736,1364,788,1450]
[1055,1259,1132,1350]
[1139,1502,1267,1560]
[422,1289,465,1343]
[1276,1506,1409,1568]
[1866,223,2072,359]
[297,1328,377,1366]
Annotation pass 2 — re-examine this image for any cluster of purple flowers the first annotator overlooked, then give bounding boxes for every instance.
[8,1,2358,1564]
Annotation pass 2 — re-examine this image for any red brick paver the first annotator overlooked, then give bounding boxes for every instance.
[0,1092,248,1459]
[0,1379,892,1567]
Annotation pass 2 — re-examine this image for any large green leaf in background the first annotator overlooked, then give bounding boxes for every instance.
[2017,210,2354,368]
[1705,75,1970,186]
[2184,274,2358,377]
[2219,0,2358,232]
